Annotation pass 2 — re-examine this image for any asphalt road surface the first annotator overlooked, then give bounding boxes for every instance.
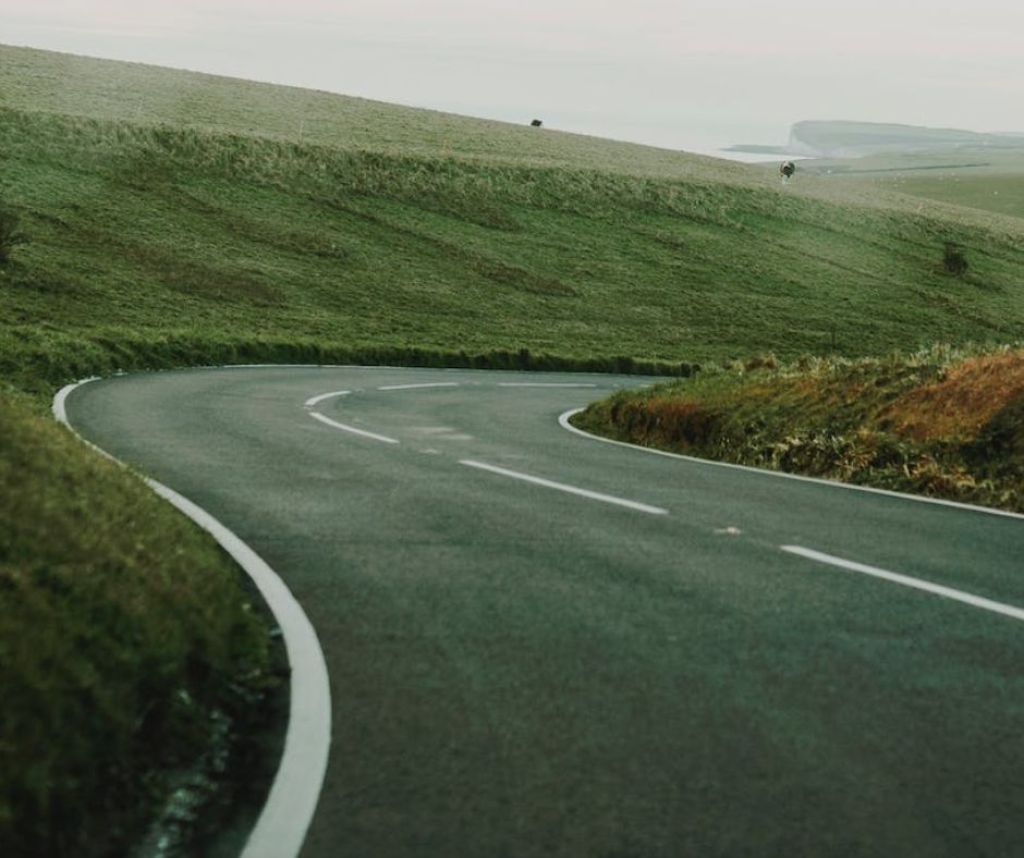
[67,366,1024,858]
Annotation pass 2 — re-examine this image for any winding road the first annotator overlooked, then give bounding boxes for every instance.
[65,366,1024,858]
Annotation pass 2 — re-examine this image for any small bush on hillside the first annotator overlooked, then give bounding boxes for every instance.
[744,353,778,372]
[0,203,27,264]
[943,241,968,276]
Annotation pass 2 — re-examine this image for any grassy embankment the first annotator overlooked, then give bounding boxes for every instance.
[0,389,279,856]
[3,43,1024,854]
[573,344,1024,512]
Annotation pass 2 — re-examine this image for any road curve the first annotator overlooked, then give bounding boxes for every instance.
[66,366,1024,858]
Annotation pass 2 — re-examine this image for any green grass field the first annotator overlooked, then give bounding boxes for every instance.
[4,42,1024,856]
[795,150,1024,219]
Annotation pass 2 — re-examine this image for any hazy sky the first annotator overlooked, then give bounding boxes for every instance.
[5,0,1022,155]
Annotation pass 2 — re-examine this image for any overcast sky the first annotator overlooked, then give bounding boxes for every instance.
[5,0,1022,155]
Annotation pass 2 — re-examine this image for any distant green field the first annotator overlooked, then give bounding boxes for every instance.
[883,172,1024,219]
[4,43,1024,857]
[795,151,1024,219]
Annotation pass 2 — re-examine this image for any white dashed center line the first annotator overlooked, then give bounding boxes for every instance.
[377,382,460,391]
[498,382,598,388]
[460,459,668,515]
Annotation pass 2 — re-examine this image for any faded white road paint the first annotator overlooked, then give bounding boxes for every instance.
[378,382,460,391]
[309,411,400,445]
[304,389,351,408]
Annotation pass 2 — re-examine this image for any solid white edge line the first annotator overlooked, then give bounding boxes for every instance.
[147,482,331,858]
[53,377,332,858]
[558,407,1024,522]
[303,389,351,408]
[781,545,1024,623]
[53,377,100,423]
[309,411,400,444]
[377,382,460,391]
[459,459,668,515]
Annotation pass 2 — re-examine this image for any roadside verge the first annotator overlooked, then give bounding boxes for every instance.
[53,377,331,858]
[560,404,1024,522]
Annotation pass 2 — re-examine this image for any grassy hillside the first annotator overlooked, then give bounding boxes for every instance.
[3,43,1024,392]
[0,44,746,180]
[573,344,1024,512]
[3,43,1024,855]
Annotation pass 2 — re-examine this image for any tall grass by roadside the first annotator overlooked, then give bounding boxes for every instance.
[0,389,278,857]
[0,329,695,400]
[573,344,1024,512]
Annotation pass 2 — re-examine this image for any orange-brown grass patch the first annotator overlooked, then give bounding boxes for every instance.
[644,396,720,446]
[885,350,1024,442]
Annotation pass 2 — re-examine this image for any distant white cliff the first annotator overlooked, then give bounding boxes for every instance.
[786,120,1024,158]
[727,121,1024,158]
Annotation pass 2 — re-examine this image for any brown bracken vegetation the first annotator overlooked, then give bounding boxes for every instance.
[574,346,1024,513]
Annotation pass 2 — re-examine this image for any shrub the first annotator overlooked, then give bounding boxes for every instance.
[744,353,778,372]
[943,241,968,276]
[0,203,27,264]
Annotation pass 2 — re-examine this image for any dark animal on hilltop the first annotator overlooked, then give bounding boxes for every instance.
[780,160,796,182]
[530,119,543,127]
